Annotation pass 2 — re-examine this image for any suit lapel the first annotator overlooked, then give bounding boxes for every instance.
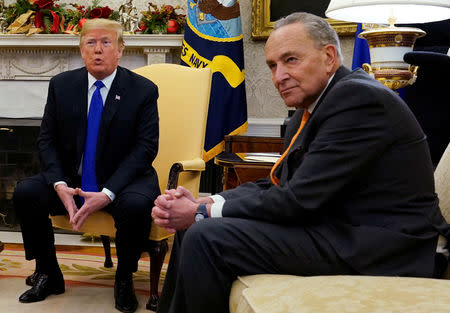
[278,66,352,184]
[290,66,351,151]
[96,67,125,160]
[76,68,89,166]
[313,66,351,114]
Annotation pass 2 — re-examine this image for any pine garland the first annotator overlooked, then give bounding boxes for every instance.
[5,0,33,25]
[3,0,185,35]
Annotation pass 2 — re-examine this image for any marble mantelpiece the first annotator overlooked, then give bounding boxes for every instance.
[0,34,183,122]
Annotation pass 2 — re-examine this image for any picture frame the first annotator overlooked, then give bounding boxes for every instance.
[251,0,357,40]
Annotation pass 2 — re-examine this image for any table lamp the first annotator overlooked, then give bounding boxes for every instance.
[325,0,450,90]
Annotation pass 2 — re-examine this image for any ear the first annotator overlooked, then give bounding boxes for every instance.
[322,44,339,73]
[80,46,86,60]
[117,46,124,60]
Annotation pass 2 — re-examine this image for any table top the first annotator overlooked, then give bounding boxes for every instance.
[214,151,276,167]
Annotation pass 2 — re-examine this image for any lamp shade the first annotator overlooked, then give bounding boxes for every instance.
[326,0,450,24]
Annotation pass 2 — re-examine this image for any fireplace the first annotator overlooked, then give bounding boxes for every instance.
[0,125,40,230]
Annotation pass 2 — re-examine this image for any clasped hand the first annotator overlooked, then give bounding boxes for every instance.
[152,186,212,233]
[55,184,111,231]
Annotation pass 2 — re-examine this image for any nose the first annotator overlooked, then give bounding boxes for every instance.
[94,41,102,53]
[273,64,289,85]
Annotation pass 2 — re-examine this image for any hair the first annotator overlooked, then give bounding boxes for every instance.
[273,12,343,62]
[80,19,124,48]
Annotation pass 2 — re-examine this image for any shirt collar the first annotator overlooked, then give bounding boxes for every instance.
[87,69,117,91]
[308,73,335,114]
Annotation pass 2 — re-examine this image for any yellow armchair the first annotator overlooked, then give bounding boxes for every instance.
[51,63,212,310]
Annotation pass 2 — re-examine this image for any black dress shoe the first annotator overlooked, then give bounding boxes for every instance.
[19,273,65,303]
[25,271,39,286]
[114,278,138,313]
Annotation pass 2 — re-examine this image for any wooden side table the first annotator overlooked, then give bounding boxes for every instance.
[224,135,285,154]
[215,136,284,190]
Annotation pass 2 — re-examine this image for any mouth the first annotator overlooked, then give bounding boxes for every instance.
[94,58,103,64]
[279,86,296,96]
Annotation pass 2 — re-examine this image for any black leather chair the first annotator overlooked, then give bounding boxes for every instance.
[403,51,450,167]
[403,19,450,166]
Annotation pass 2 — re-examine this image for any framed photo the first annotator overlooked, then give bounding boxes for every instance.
[251,0,357,40]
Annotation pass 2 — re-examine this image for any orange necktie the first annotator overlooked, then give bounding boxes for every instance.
[270,110,310,185]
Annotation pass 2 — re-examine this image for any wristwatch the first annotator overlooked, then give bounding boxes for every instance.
[195,203,209,222]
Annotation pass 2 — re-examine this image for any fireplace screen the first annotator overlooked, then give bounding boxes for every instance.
[0,126,40,230]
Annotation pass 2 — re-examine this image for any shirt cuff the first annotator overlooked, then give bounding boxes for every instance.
[53,181,67,189]
[209,195,225,218]
[101,188,116,202]
[210,194,225,203]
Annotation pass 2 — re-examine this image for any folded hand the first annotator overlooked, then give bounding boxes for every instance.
[55,184,78,223]
[70,188,111,231]
[152,189,198,232]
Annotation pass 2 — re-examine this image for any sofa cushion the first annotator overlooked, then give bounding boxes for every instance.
[230,274,450,313]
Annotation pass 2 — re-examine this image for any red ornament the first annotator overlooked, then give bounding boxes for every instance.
[89,7,102,18]
[78,18,87,29]
[166,19,179,34]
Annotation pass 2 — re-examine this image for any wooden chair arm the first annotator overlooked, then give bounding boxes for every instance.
[167,158,206,189]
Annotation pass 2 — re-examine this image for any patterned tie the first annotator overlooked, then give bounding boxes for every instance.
[81,80,104,192]
[270,110,310,185]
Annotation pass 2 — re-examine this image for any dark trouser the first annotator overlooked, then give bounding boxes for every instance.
[157,218,356,313]
[13,173,154,275]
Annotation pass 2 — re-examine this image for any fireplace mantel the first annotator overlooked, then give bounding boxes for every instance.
[0,34,183,122]
[0,33,183,47]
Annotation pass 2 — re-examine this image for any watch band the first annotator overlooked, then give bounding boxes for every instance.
[195,203,209,222]
[196,203,208,218]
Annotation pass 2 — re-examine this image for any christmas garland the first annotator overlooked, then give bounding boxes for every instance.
[138,2,185,34]
[4,0,118,35]
[3,0,186,36]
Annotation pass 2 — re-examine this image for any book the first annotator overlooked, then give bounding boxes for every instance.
[244,152,280,163]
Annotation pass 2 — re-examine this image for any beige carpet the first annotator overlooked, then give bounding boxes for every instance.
[0,243,167,313]
[0,278,154,313]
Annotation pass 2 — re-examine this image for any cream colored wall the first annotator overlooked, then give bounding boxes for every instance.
[5,0,355,119]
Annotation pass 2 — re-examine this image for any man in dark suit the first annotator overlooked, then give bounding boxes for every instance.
[13,19,159,313]
[152,12,449,313]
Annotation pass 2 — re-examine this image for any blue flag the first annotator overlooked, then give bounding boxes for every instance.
[352,23,371,70]
[181,0,248,161]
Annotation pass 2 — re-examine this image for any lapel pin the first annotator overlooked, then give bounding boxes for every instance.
[115,95,121,101]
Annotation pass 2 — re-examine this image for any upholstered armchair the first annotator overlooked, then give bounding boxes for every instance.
[51,63,212,310]
[230,142,450,313]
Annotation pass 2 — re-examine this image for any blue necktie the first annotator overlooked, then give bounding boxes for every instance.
[81,80,104,193]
